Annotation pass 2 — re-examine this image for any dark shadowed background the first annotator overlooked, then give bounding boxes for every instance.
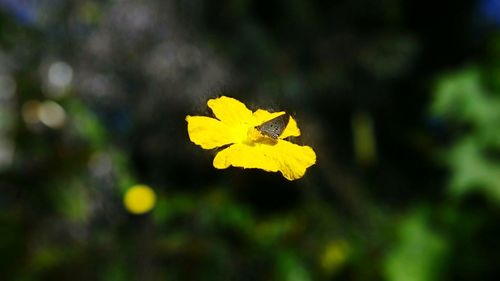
[1,0,500,280]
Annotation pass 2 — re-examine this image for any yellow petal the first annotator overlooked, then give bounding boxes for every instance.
[213,143,280,172]
[207,96,253,126]
[273,140,316,180]
[253,109,301,138]
[186,115,242,149]
[281,116,300,138]
[252,109,286,125]
[213,140,316,180]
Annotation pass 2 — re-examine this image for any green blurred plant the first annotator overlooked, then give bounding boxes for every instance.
[431,66,500,202]
[384,208,448,281]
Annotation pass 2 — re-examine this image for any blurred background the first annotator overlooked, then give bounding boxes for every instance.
[1,0,500,280]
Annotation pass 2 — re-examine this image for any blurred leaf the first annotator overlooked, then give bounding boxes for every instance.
[30,245,66,272]
[352,111,377,166]
[432,67,500,136]
[108,148,136,193]
[153,193,195,224]
[448,138,500,201]
[103,260,128,281]
[431,66,500,203]
[254,216,295,246]
[67,100,107,149]
[52,182,90,222]
[384,209,448,281]
[276,250,312,281]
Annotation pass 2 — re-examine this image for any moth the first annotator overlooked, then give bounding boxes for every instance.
[255,113,290,139]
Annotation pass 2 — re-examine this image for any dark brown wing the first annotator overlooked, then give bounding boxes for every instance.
[255,113,290,139]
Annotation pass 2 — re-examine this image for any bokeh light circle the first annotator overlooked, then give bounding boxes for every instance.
[123,184,156,215]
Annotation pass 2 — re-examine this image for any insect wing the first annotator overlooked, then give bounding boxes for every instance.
[256,114,290,139]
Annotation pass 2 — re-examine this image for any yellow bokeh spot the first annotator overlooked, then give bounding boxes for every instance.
[123,185,156,214]
[320,240,349,274]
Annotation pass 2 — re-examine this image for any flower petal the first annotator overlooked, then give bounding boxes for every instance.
[274,140,316,180]
[213,140,316,180]
[186,116,237,149]
[213,143,280,172]
[281,116,300,138]
[253,109,285,125]
[253,109,301,138]
[207,96,253,126]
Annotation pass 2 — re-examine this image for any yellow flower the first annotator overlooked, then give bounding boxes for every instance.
[186,96,316,180]
[123,185,156,214]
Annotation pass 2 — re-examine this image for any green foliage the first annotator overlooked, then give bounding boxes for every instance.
[431,67,500,202]
[276,250,312,281]
[384,209,448,281]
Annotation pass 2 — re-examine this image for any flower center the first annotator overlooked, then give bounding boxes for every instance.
[246,127,277,145]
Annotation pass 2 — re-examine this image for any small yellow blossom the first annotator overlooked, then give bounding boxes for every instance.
[186,96,316,180]
[123,185,156,214]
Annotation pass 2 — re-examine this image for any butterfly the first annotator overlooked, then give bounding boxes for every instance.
[255,113,290,139]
